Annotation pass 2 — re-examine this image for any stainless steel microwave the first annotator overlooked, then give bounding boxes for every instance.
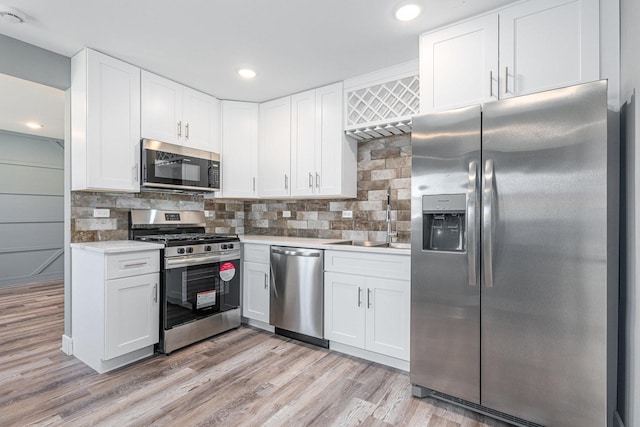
[141,139,220,192]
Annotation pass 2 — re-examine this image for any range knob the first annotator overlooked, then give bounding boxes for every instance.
[186,247,194,254]
[221,244,228,250]
[177,248,185,254]
[204,245,212,252]
[227,243,234,249]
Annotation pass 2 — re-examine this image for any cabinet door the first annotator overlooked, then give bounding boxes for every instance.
[316,82,344,196]
[242,261,270,323]
[365,277,410,360]
[258,97,291,198]
[420,14,498,113]
[104,273,159,360]
[183,87,218,152]
[290,89,316,197]
[324,272,365,348]
[499,0,599,98]
[221,101,259,198]
[85,50,141,192]
[141,71,183,145]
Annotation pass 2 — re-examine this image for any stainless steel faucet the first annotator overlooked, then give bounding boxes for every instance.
[386,186,397,244]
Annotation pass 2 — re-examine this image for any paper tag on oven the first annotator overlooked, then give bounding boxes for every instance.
[220,262,236,281]
[196,290,216,309]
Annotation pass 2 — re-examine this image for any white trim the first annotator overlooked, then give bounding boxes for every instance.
[329,341,409,372]
[242,317,275,333]
[343,59,418,92]
[60,334,73,355]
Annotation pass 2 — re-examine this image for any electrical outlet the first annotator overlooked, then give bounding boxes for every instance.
[93,208,110,218]
[342,210,353,218]
[282,211,291,218]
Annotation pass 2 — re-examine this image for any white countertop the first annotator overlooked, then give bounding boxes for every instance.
[70,240,164,253]
[239,235,410,255]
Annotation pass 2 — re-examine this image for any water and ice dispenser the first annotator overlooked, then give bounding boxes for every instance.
[422,194,466,252]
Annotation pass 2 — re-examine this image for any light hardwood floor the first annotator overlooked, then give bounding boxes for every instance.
[0,282,512,427]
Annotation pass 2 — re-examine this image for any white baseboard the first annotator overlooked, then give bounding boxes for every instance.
[60,334,73,355]
[329,341,409,371]
[242,317,275,333]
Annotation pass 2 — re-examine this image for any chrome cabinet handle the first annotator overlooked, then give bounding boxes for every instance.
[504,67,508,94]
[315,173,320,188]
[489,71,493,98]
[124,261,147,268]
[253,177,256,193]
[185,123,190,140]
[153,283,158,303]
[309,173,313,188]
[284,174,288,190]
[357,287,362,307]
[133,164,139,182]
[264,273,268,289]
[483,159,495,288]
[367,288,372,308]
[467,161,478,286]
[177,121,182,138]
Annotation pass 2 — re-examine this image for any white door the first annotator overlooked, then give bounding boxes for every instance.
[324,272,365,348]
[420,14,498,113]
[258,97,291,198]
[499,0,599,98]
[85,50,141,192]
[141,70,183,145]
[182,87,217,151]
[290,89,316,197]
[316,82,344,196]
[242,261,270,323]
[365,277,410,360]
[221,101,259,198]
[104,273,159,360]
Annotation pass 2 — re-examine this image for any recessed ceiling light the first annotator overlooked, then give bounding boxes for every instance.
[237,68,257,79]
[25,122,44,129]
[395,4,421,21]
[0,6,26,23]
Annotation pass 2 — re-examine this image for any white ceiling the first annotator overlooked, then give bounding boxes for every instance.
[0,73,65,139]
[0,0,519,103]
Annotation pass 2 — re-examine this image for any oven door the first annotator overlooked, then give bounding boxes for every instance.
[142,139,220,192]
[163,253,240,329]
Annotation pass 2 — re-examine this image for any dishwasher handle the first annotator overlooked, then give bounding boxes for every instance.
[271,248,321,257]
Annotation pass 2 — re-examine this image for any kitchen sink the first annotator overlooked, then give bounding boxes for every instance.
[329,240,411,249]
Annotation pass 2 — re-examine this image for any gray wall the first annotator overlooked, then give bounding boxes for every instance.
[0,130,64,287]
[0,34,70,90]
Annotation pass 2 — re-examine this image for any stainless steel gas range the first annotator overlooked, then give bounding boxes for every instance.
[129,209,241,354]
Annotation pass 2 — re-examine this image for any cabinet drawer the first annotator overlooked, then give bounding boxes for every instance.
[325,250,410,280]
[106,250,160,280]
[243,243,270,264]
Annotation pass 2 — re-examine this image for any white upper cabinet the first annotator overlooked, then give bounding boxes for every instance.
[71,48,141,192]
[499,0,599,98]
[258,96,291,198]
[141,70,220,152]
[221,101,259,198]
[290,82,356,198]
[420,0,599,112]
[420,14,498,113]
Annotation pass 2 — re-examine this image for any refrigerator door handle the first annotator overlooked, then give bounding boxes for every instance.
[467,161,478,286]
[483,159,494,288]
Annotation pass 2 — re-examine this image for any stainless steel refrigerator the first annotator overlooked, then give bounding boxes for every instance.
[410,80,618,427]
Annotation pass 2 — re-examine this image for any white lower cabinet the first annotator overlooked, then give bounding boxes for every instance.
[71,242,162,373]
[324,250,410,366]
[242,244,271,327]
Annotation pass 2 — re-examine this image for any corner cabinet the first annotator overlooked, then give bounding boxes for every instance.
[221,101,259,198]
[242,244,271,328]
[71,241,163,373]
[141,70,220,152]
[258,97,291,198]
[71,48,141,192]
[291,82,357,198]
[420,0,599,112]
[324,250,411,368]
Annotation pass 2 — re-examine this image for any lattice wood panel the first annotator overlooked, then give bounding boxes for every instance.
[346,75,419,128]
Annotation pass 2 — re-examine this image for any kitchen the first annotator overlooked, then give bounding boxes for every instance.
[0,0,638,426]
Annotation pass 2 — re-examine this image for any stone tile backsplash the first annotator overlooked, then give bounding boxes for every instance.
[71,133,411,243]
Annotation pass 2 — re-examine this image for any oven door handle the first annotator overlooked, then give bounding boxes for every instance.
[165,252,240,269]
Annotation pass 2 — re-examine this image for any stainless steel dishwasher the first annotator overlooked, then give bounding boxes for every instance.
[270,246,327,347]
